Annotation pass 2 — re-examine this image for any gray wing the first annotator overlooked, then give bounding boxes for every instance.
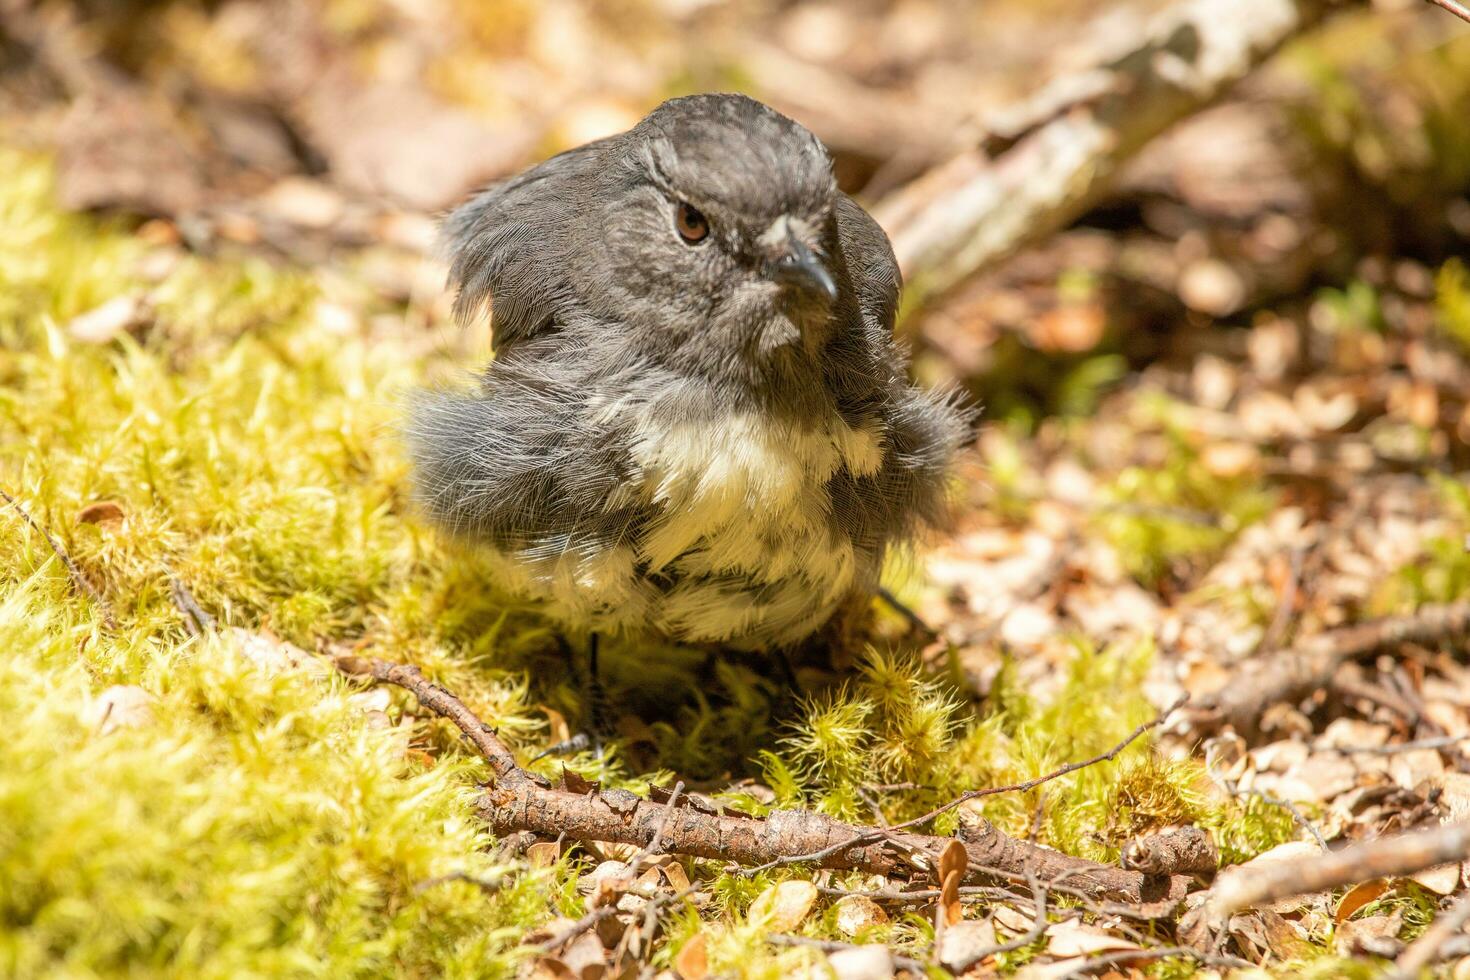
[835,192,901,337]
[442,138,613,351]
[827,193,971,556]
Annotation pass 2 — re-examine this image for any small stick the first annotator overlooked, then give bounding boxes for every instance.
[413,871,510,895]
[1426,0,1470,26]
[1,487,117,628]
[1205,819,1470,926]
[333,654,520,781]
[1337,734,1470,756]
[1054,945,1252,979]
[1390,894,1470,980]
[1196,602,1470,734]
[168,573,215,635]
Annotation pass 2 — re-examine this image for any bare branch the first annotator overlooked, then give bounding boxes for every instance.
[1193,602,1470,734]
[875,0,1338,305]
[1205,820,1470,927]
[1426,0,1470,26]
[332,654,520,781]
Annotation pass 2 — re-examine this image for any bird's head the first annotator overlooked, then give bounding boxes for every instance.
[445,94,845,385]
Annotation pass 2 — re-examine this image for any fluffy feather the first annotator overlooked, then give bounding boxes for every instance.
[409,93,969,649]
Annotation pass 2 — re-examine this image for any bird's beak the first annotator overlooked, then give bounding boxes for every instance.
[771,223,837,303]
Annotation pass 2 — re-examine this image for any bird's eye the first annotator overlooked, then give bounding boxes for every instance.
[674,201,709,244]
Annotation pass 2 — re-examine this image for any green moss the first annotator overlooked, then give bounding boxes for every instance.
[1096,403,1275,587]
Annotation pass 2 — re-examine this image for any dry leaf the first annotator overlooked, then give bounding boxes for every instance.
[560,929,609,978]
[673,932,707,980]
[526,842,561,868]
[1045,921,1142,957]
[524,956,577,980]
[1334,879,1390,922]
[77,500,126,528]
[84,685,156,736]
[230,628,325,675]
[749,879,818,931]
[661,861,690,892]
[67,295,151,344]
[1412,863,1461,896]
[834,895,889,936]
[827,944,895,980]
[937,918,997,973]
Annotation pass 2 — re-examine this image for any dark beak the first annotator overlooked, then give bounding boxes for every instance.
[772,226,838,303]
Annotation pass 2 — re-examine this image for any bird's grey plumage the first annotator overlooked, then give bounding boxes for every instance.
[409,93,968,649]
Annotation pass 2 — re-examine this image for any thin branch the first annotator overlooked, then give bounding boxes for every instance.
[413,871,511,895]
[0,487,117,628]
[1205,820,1470,927]
[1054,945,1253,980]
[332,654,520,781]
[1426,0,1470,26]
[1194,602,1470,734]
[1336,733,1470,756]
[167,572,215,635]
[742,695,1187,875]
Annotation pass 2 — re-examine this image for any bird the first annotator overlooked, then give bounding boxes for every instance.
[407,93,968,658]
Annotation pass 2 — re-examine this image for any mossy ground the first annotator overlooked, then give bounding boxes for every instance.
[2,121,1469,974]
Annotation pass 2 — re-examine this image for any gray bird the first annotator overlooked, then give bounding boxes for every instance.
[408,93,967,654]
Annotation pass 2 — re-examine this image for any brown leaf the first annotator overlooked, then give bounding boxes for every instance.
[937,918,998,973]
[67,295,152,344]
[230,628,325,675]
[661,861,690,892]
[83,685,156,736]
[673,932,708,980]
[526,842,561,868]
[834,895,890,937]
[749,879,818,931]
[77,500,126,528]
[1334,879,1390,923]
[826,944,896,980]
[940,870,963,927]
[1045,921,1142,957]
[1411,863,1461,896]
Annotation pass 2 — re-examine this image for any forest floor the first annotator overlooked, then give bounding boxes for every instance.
[3,1,1470,977]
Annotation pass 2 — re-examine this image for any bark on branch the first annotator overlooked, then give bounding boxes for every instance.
[874,0,1338,305]
[335,652,1189,906]
[477,771,1189,906]
[1192,601,1470,735]
[1204,820,1470,927]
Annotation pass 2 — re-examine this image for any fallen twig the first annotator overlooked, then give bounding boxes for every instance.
[1194,601,1470,735]
[1337,733,1470,756]
[874,0,1338,306]
[1121,826,1220,876]
[332,654,520,781]
[1426,0,1470,27]
[1,487,117,629]
[1204,819,1470,927]
[1054,944,1252,979]
[167,572,215,635]
[336,652,1188,906]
